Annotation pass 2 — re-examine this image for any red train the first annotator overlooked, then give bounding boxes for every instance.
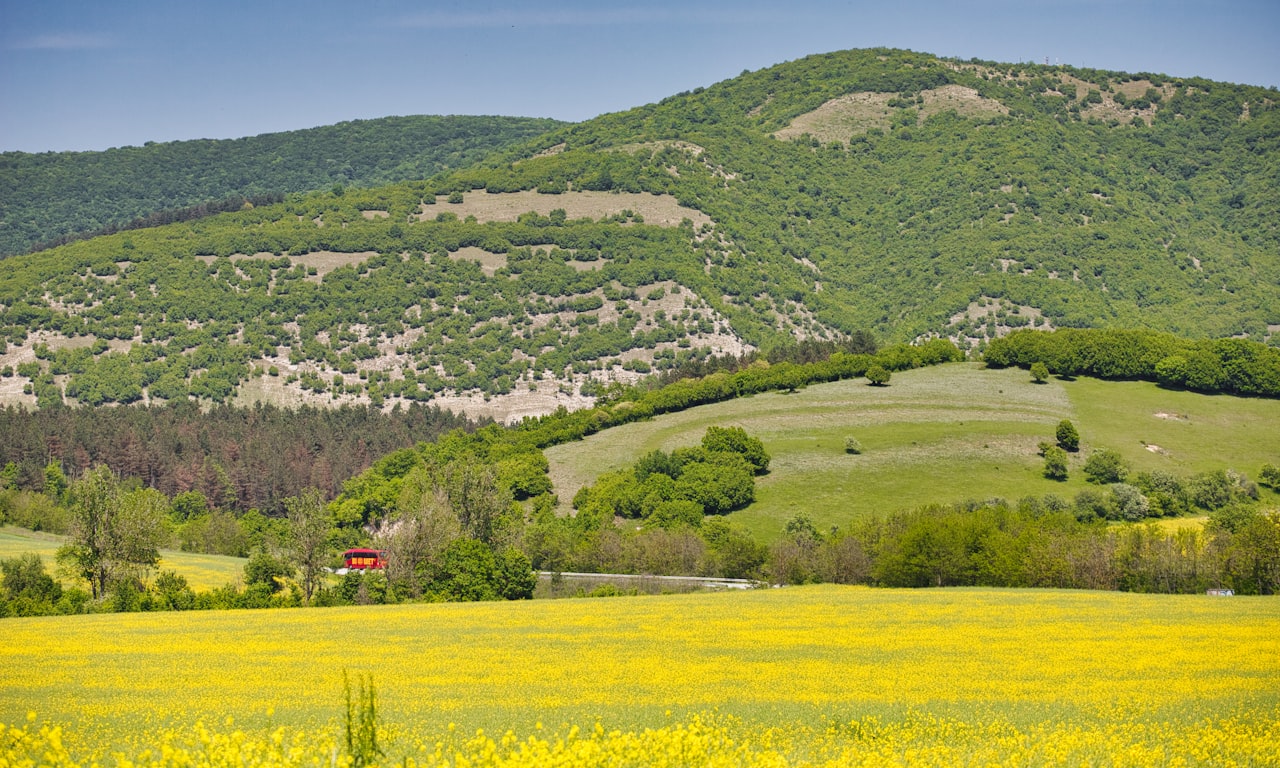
[342,548,387,570]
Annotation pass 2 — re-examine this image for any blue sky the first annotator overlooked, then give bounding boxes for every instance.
[1,0,1277,153]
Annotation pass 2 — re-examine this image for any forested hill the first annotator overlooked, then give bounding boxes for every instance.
[1,48,1277,417]
[0,115,567,257]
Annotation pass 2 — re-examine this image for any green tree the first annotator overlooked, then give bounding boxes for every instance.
[866,365,891,386]
[285,488,332,604]
[674,457,754,515]
[43,460,68,504]
[1083,449,1128,484]
[1,552,63,615]
[151,570,196,610]
[701,426,770,474]
[1043,446,1069,480]
[1056,419,1080,452]
[1259,463,1280,490]
[244,549,293,593]
[1030,361,1050,383]
[378,471,461,599]
[56,466,167,599]
[0,462,18,490]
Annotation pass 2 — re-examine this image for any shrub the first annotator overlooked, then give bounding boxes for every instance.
[1056,420,1080,452]
[1043,446,1069,480]
[866,365,890,386]
[844,436,863,455]
[1083,449,1128,484]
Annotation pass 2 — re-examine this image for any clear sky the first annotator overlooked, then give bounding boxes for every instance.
[1,0,1277,153]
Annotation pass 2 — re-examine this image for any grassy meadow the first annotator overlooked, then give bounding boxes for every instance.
[546,363,1280,538]
[0,526,246,592]
[2,585,1278,766]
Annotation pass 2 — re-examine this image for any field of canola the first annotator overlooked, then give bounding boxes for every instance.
[3,585,1279,767]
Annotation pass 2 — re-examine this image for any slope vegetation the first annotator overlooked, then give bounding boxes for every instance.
[545,363,1280,536]
[0,115,566,257]
[0,48,1276,416]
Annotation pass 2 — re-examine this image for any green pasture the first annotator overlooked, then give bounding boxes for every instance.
[545,363,1280,538]
[0,526,247,592]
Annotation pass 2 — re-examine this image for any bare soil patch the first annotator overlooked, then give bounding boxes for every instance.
[775,85,1007,145]
[417,190,712,229]
[448,247,508,277]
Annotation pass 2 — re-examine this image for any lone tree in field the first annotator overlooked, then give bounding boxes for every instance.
[1030,361,1050,383]
[1043,446,1069,480]
[286,488,332,603]
[56,465,167,599]
[1056,419,1080,452]
[866,364,891,386]
[1083,449,1128,484]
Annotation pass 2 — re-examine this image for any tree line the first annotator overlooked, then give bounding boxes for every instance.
[984,328,1280,397]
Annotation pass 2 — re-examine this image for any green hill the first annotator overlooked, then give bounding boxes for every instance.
[1,48,1277,419]
[544,363,1280,537]
[0,114,567,257]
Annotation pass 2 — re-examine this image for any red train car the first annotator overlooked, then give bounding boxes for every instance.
[342,548,387,570]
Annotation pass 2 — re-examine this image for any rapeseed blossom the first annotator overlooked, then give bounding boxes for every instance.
[2,586,1278,766]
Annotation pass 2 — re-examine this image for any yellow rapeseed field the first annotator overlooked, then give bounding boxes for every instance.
[3,585,1278,766]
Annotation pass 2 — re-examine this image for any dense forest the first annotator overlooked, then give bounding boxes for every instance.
[0,402,476,514]
[0,115,566,257]
[2,49,1277,417]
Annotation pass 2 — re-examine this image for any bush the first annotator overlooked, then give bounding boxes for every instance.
[1030,362,1050,383]
[701,426,770,474]
[1043,446,1069,480]
[1056,420,1079,452]
[865,365,890,386]
[1083,449,1128,484]
[844,436,863,455]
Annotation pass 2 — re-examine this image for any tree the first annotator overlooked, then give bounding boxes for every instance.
[1030,361,1050,383]
[43,460,68,504]
[1043,446,1069,480]
[56,466,166,599]
[1,552,63,615]
[1056,420,1080,452]
[674,456,754,515]
[441,461,512,546]
[1109,483,1151,521]
[244,549,292,593]
[1083,449,1128,484]
[843,436,863,455]
[378,470,461,599]
[285,488,332,603]
[1259,463,1280,490]
[866,365,891,386]
[152,570,196,610]
[701,426,770,474]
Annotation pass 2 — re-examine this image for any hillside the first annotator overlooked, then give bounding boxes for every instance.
[543,363,1280,537]
[0,114,567,257]
[1,48,1277,418]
